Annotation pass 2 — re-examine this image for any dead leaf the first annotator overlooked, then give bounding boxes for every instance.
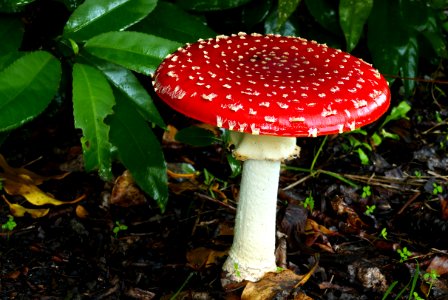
[2,195,49,218]
[110,170,146,207]
[331,195,368,229]
[4,179,85,206]
[0,154,85,215]
[440,196,448,220]
[305,219,337,250]
[75,205,89,218]
[241,269,304,300]
[426,256,448,276]
[0,154,69,185]
[186,247,227,270]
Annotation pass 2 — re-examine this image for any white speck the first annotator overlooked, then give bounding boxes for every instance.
[352,99,368,108]
[228,104,244,112]
[217,116,224,127]
[223,84,232,89]
[308,128,318,137]
[289,117,305,122]
[318,93,326,98]
[330,86,340,93]
[338,124,344,133]
[202,93,217,101]
[250,124,260,135]
[348,121,356,131]
[344,109,351,117]
[238,123,247,131]
[277,102,289,109]
[167,71,177,78]
[259,102,270,107]
[264,116,277,123]
[348,88,357,93]
[249,108,257,115]
[321,105,337,117]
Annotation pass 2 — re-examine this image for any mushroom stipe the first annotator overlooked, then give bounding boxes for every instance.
[153,32,390,283]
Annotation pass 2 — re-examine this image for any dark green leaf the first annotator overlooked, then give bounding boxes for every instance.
[304,0,340,35]
[63,0,157,41]
[84,31,181,75]
[265,6,299,36]
[367,0,408,81]
[399,36,418,95]
[175,126,218,147]
[72,63,114,180]
[0,51,61,132]
[175,0,252,11]
[0,0,36,12]
[0,17,24,53]
[130,1,216,43]
[277,0,301,30]
[339,0,373,52]
[226,153,241,178]
[109,93,168,212]
[89,58,165,128]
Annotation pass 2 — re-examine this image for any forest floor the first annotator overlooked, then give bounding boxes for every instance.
[1,76,448,300]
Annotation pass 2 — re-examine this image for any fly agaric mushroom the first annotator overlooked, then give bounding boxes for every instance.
[153,33,390,282]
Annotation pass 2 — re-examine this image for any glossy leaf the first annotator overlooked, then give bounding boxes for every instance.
[108,94,168,212]
[89,57,165,128]
[84,31,181,75]
[63,0,157,41]
[130,1,216,43]
[339,0,373,52]
[175,126,218,147]
[0,51,61,132]
[277,0,301,30]
[304,0,340,35]
[399,36,418,95]
[175,0,252,11]
[0,0,36,12]
[0,17,23,54]
[367,0,408,81]
[72,63,114,180]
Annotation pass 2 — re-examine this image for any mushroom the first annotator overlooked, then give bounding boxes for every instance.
[153,33,390,282]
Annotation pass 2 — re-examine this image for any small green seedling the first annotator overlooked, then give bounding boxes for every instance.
[362,186,372,198]
[432,182,443,195]
[414,170,422,178]
[397,247,412,263]
[2,215,17,232]
[413,292,424,300]
[113,221,128,238]
[364,204,376,216]
[234,263,241,277]
[423,269,440,297]
[380,228,388,240]
[303,193,315,211]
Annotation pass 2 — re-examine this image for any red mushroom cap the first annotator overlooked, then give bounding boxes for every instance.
[153,33,390,137]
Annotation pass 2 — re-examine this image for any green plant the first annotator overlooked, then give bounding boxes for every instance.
[112,221,128,238]
[362,186,372,198]
[423,269,440,297]
[364,204,376,216]
[397,247,412,263]
[303,193,315,211]
[380,228,388,240]
[1,215,17,232]
[432,182,443,195]
[0,0,218,211]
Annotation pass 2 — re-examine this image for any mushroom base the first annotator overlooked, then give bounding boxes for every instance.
[222,159,280,282]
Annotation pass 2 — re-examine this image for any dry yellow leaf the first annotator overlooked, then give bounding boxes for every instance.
[0,154,84,207]
[2,196,49,218]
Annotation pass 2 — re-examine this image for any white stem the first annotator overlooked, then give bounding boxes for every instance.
[223,159,280,282]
